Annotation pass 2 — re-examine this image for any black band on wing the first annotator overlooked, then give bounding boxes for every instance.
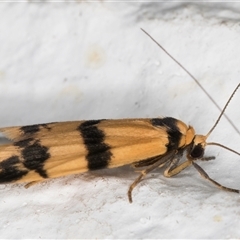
[0,156,28,183]
[151,117,182,151]
[78,120,112,170]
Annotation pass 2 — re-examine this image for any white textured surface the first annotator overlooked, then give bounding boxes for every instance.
[1,2,240,238]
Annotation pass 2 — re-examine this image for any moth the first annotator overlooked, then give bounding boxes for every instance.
[0,30,239,203]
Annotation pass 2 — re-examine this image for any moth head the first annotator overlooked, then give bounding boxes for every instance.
[188,135,207,160]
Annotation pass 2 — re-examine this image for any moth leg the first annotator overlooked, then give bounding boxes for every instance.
[132,156,161,168]
[192,161,239,193]
[128,161,164,203]
[201,156,215,161]
[163,157,180,176]
[132,159,168,172]
[128,151,176,203]
[24,181,41,188]
[164,160,192,177]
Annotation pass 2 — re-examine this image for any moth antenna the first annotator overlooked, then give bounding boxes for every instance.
[204,84,240,157]
[141,28,240,135]
[206,142,240,156]
[206,83,240,138]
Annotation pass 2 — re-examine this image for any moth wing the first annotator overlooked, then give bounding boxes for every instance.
[0,119,172,184]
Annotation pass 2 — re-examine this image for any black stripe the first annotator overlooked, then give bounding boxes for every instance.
[14,138,34,148]
[0,156,28,183]
[21,141,50,178]
[21,124,52,135]
[151,117,182,151]
[78,120,112,170]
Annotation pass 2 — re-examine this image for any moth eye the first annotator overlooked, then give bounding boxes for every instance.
[190,144,204,159]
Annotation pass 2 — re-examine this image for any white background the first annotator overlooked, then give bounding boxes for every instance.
[1,2,240,238]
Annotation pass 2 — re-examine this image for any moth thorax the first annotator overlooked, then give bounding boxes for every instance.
[189,135,207,159]
[184,126,195,146]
